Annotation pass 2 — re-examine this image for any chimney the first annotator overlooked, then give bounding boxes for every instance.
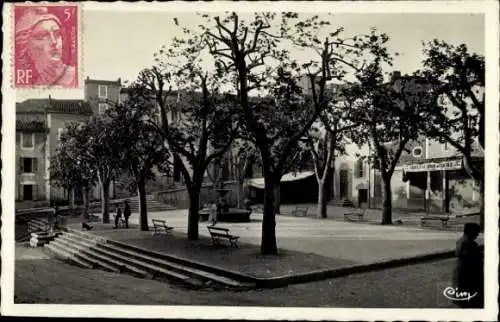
[391,71,401,82]
[118,77,121,84]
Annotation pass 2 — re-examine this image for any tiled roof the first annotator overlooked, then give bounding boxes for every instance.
[16,99,93,115]
[16,120,48,132]
[85,78,122,86]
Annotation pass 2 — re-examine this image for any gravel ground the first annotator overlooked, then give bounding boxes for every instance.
[14,245,458,308]
[78,223,356,277]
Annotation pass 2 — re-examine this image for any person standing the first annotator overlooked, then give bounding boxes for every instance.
[113,204,122,229]
[53,206,60,231]
[452,222,483,308]
[123,200,131,229]
[209,201,218,226]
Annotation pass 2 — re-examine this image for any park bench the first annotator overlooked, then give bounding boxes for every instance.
[292,206,309,217]
[420,213,456,228]
[152,219,173,235]
[207,225,240,248]
[344,207,367,222]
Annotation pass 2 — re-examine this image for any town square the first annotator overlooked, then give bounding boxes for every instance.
[3,1,498,321]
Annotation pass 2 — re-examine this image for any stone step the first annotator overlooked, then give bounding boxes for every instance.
[45,242,93,269]
[58,233,97,249]
[51,228,254,289]
[50,239,121,273]
[57,232,200,286]
[60,233,202,287]
[106,240,256,287]
[96,243,254,288]
[66,228,108,244]
[70,241,148,278]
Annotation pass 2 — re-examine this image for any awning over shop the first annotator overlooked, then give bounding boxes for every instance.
[395,159,463,172]
[247,171,315,189]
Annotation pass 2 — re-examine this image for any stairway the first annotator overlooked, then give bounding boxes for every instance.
[16,218,50,242]
[125,195,175,213]
[44,228,256,290]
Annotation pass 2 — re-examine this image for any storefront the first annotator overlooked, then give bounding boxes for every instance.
[396,157,482,213]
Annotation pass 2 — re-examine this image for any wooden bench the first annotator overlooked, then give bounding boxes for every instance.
[344,208,367,222]
[421,213,457,228]
[292,206,309,217]
[207,226,239,248]
[152,219,173,235]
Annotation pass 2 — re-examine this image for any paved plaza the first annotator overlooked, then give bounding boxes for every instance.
[118,208,479,265]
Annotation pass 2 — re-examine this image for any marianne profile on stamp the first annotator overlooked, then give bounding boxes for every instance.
[14,5,79,88]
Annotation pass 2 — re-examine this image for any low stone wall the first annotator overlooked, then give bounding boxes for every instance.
[153,181,241,209]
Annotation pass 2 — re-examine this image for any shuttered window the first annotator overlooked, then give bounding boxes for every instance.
[21,158,38,173]
[21,133,35,149]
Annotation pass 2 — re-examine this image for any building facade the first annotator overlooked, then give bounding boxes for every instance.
[15,99,93,206]
[15,78,124,206]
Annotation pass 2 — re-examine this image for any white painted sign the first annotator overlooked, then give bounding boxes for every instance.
[396,159,462,172]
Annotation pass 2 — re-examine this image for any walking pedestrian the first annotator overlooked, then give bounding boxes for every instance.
[123,200,131,229]
[113,204,122,229]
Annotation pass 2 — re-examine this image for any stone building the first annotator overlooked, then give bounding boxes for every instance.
[15,98,93,206]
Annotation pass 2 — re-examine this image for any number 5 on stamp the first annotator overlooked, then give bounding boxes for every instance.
[13,4,80,88]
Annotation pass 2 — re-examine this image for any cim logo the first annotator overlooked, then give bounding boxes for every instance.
[443,286,478,302]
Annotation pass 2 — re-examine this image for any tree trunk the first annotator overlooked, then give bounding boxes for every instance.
[317,179,328,218]
[381,175,393,225]
[187,182,201,240]
[137,177,148,231]
[274,183,281,215]
[70,187,76,217]
[236,179,245,209]
[261,173,278,255]
[463,155,484,230]
[101,180,111,224]
[82,187,89,221]
[324,165,334,202]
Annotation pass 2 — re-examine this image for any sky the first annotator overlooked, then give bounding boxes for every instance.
[16,10,484,101]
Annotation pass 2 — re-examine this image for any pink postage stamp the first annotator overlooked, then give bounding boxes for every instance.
[13,4,80,88]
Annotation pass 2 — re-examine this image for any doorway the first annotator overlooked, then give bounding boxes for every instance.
[358,188,368,207]
[339,169,349,199]
[23,184,33,201]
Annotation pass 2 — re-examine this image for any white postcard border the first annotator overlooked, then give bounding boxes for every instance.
[2,1,499,320]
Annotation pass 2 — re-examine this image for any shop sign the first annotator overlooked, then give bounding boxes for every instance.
[397,159,462,172]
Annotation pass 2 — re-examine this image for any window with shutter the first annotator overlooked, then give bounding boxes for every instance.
[23,158,32,173]
[99,85,108,98]
[33,185,38,201]
[33,158,38,172]
[19,184,24,200]
[99,103,108,114]
[21,133,35,149]
[356,159,364,178]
